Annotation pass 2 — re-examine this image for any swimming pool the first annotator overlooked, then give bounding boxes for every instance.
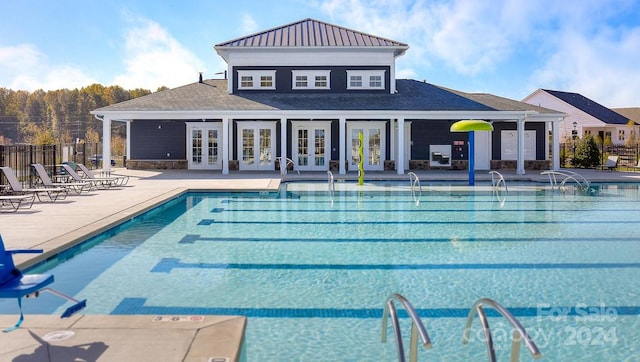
[2,181,640,360]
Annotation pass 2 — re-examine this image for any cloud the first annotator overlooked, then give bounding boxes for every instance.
[529,25,640,107]
[112,17,206,90]
[319,0,519,75]
[317,0,640,106]
[240,13,260,34]
[0,44,97,91]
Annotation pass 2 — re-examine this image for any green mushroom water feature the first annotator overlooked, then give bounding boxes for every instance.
[450,120,494,186]
[358,132,364,185]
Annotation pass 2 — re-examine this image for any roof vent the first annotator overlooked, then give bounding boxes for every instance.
[199,72,203,83]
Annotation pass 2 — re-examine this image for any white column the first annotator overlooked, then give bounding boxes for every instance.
[390,119,396,161]
[516,117,525,175]
[125,120,131,161]
[227,65,233,94]
[552,118,561,170]
[102,117,112,172]
[397,117,405,174]
[339,117,346,174]
[222,117,229,174]
[280,117,287,171]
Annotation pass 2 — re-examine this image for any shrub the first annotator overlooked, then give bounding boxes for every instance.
[572,134,600,168]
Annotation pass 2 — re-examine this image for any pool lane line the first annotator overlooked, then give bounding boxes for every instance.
[112,298,640,319]
[197,219,640,225]
[178,235,640,244]
[150,258,640,273]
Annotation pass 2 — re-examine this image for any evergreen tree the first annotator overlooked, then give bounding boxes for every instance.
[572,134,600,168]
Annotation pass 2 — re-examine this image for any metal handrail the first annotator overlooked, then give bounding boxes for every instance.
[489,171,508,192]
[540,170,589,191]
[277,157,299,176]
[327,171,335,204]
[462,298,542,361]
[489,171,507,207]
[408,172,422,206]
[381,293,432,362]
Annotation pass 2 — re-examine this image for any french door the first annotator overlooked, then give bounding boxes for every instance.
[347,121,386,171]
[291,121,331,171]
[237,121,277,171]
[187,123,221,170]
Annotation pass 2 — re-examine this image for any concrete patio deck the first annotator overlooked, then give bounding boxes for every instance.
[1,167,639,361]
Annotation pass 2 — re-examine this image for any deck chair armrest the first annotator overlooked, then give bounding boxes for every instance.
[6,249,44,255]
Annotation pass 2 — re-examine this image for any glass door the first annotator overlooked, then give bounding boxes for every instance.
[187,123,221,170]
[347,121,386,171]
[292,121,331,171]
[237,121,277,171]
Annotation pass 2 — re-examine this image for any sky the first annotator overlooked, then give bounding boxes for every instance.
[1,0,639,107]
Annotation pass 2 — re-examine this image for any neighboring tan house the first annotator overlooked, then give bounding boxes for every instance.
[523,89,639,146]
[92,18,564,175]
[613,107,640,125]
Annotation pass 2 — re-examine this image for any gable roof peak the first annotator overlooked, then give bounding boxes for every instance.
[543,89,629,124]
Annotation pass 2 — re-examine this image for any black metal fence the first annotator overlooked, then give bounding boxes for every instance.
[0,143,103,188]
[560,143,640,169]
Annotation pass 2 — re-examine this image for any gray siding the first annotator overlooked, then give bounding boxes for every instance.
[130,120,187,159]
[411,120,546,161]
[232,66,391,93]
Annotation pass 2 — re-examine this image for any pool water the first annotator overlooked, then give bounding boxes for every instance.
[2,181,640,361]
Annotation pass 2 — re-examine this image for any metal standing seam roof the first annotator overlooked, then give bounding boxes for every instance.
[215,18,408,48]
[543,89,630,124]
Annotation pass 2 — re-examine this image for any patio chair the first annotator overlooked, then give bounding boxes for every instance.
[0,195,35,212]
[630,159,640,172]
[31,163,91,194]
[57,164,114,190]
[597,155,619,171]
[0,234,86,332]
[0,166,67,202]
[76,163,129,186]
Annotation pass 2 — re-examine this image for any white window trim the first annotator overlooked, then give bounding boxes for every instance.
[347,70,385,90]
[292,70,330,90]
[237,70,276,90]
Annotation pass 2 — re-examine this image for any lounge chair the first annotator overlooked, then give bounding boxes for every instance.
[0,195,35,212]
[0,234,86,332]
[597,155,619,171]
[630,159,640,172]
[31,163,91,194]
[57,164,114,190]
[76,163,129,186]
[0,166,67,202]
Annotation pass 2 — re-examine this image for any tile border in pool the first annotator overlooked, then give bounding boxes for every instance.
[150,257,640,273]
[112,297,640,319]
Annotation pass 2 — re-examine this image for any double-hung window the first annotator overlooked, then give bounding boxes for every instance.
[292,70,330,90]
[237,70,276,90]
[346,70,385,90]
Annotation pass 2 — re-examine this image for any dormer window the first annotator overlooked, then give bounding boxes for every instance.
[347,70,385,90]
[292,70,330,90]
[237,70,276,90]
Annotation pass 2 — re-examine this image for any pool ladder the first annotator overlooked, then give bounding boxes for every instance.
[382,294,432,362]
[277,157,299,176]
[540,170,590,192]
[382,294,542,362]
[408,172,422,206]
[327,171,335,204]
[489,171,508,206]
